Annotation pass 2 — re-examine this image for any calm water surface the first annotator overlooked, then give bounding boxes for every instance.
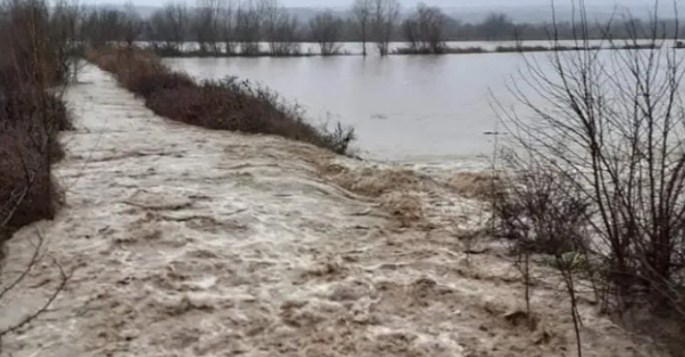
[165,52,544,164]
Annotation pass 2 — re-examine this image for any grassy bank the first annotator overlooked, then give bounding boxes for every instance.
[86,47,354,155]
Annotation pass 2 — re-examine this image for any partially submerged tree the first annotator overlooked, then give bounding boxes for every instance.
[480,12,515,41]
[402,3,447,54]
[82,9,126,48]
[262,0,299,55]
[235,0,262,55]
[217,0,237,54]
[149,2,189,53]
[309,10,342,56]
[370,0,399,56]
[48,0,82,77]
[121,3,143,47]
[81,6,142,49]
[351,0,372,56]
[193,0,221,54]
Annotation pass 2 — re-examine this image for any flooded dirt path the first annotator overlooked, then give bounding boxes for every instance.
[0,65,661,357]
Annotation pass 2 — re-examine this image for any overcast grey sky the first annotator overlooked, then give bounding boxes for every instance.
[86,0,679,10]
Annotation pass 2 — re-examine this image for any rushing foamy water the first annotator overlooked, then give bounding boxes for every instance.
[0,64,662,357]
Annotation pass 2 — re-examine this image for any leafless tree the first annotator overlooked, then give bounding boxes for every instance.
[82,9,125,48]
[235,0,262,55]
[262,0,279,52]
[370,0,399,56]
[402,3,447,54]
[149,2,189,53]
[45,0,82,80]
[262,0,299,55]
[351,0,372,56]
[309,10,342,56]
[218,0,237,54]
[193,0,221,54]
[480,12,515,41]
[121,3,143,48]
[81,6,141,48]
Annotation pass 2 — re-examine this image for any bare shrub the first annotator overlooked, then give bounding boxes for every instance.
[0,85,69,232]
[0,0,72,235]
[1,0,72,350]
[494,163,600,357]
[495,167,590,256]
[494,1,685,354]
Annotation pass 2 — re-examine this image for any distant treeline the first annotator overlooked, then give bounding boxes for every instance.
[71,0,684,56]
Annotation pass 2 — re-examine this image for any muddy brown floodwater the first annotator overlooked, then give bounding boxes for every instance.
[0,64,666,356]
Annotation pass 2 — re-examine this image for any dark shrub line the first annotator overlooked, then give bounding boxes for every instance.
[0,0,73,241]
[149,43,670,57]
[393,46,486,55]
[87,47,355,155]
[393,43,663,55]
[148,45,356,58]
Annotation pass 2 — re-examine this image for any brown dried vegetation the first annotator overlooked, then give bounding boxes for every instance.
[87,47,355,155]
[0,0,73,239]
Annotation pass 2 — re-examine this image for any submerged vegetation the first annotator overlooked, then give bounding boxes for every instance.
[86,47,354,155]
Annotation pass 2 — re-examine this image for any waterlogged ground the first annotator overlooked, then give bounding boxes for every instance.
[0,65,666,356]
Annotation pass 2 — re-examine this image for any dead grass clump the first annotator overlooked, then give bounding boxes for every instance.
[319,163,427,226]
[448,172,503,200]
[383,192,424,227]
[326,166,420,198]
[87,47,355,155]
